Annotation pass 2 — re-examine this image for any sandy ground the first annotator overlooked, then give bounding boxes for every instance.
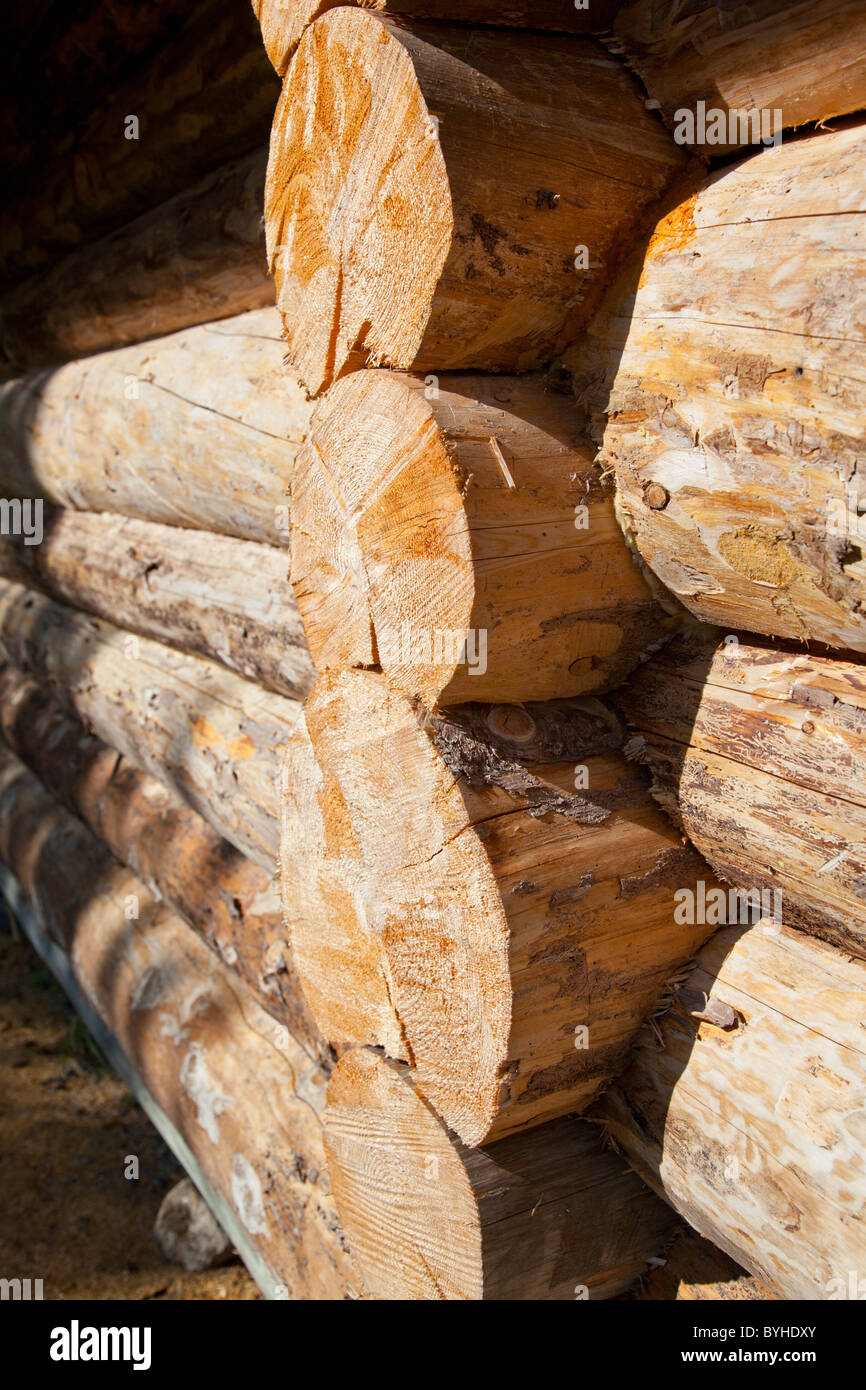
[0,918,261,1300]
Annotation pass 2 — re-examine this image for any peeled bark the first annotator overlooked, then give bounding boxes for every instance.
[637,1230,777,1302]
[0,152,273,375]
[618,632,866,960]
[281,666,716,1145]
[290,369,674,704]
[323,1048,676,1300]
[0,579,298,873]
[0,662,321,1055]
[0,0,278,286]
[612,1,866,153]
[253,0,620,75]
[0,309,310,543]
[0,744,352,1301]
[569,123,866,651]
[597,918,866,1301]
[265,8,687,394]
[0,507,314,700]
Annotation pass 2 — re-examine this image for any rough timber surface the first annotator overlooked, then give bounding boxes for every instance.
[598,918,866,1300]
[265,8,687,394]
[0,310,311,543]
[281,667,717,1145]
[618,632,866,959]
[569,124,866,651]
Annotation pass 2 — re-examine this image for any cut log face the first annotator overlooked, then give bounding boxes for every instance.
[0,152,273,375]
[618,632,866,959]
[280,705,408,1058]
[290,369,674,704]
[0,310,310,543]
[597,918,866,1300]
[571,123,866,651]
[281,666,716,1145]
[0,745,352,1301]
[254,0,621,76]
[0,578,300,873]
[0,507,315,700]
[0,663,323,1056]
[612,1,866,152]
[323,1048,677,1300]
[265,8,687,394]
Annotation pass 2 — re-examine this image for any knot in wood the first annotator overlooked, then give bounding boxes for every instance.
[643,481,669,510]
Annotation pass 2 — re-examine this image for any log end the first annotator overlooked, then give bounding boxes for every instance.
[289,667,513,1145]
[291,368,675,703]
[264,8,452,395]
[324,1048,484,1300]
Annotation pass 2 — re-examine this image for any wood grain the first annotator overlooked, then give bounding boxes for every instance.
[0,309,310,543]
[0,743,352,1301]
[0,579,299,873]
[265,8,686,393]
[597,918,866,1300]
[281,667,718,1144]
[1,507,314,701]
[290,368,675,704]
[323,1047,676,1300]
[618,632,866,958]
[0,662,322,1056]
[612,1,866,152]
[568,123,866,650]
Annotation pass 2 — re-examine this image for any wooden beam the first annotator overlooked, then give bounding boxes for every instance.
[0,507,314,700]
[0,309,310,542]
[596,917,866,1300]
[0,154,273,375]
[0,744,353,1301]
[0,578,298,872]
[617,632,866,960]
[290,368,675,703]
[0,662,322,1055]
[282,667,717,1144]
[568,122,866,652]
[253,0,620,76]
[611,1,866,153]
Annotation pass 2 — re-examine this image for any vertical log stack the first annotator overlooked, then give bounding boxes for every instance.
[1,0,864,1301]
[262,0,716,1296]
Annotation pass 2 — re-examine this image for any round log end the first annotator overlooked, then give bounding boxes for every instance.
[291,667,512,1145]
[280,707,409,1056]
[323,1048,483,1300]
[290,370,474,696]
[265,7,452,395]
[291,368,674,704]
[254,0,320,76]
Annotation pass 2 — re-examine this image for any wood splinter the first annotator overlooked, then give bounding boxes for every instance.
[289,368,675,705]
